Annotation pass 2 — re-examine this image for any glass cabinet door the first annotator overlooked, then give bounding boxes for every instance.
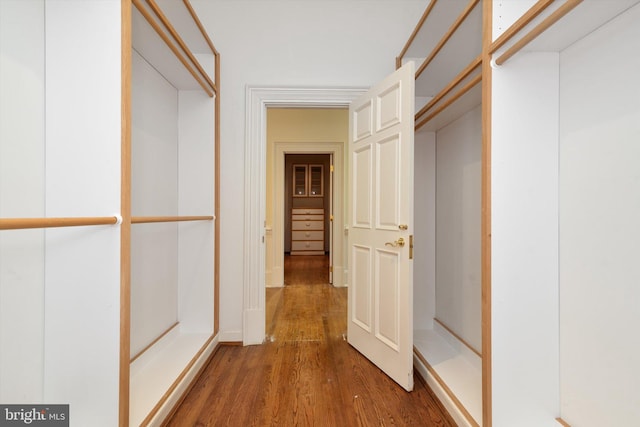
[293,164,308,197]
[309,165,323,197]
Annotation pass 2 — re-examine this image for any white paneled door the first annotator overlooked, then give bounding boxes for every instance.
[348,62,414,391]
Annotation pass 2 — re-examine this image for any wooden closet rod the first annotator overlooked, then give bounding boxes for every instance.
[131,215,214,224]
[494,0,584,66]
[415,55,481,122]
[415,0,480,79]
[0,216,119,230]
[396,0,438,69]
[488,0,555,55]
[415,73,482,131]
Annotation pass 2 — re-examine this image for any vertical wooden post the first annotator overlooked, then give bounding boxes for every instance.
[119,0,132,425]
[214,50,221,335]
[481,0,493,426]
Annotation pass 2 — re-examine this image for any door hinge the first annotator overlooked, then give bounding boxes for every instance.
[330,164,334,172]
[329,266,333,273]
[330,215,334,221]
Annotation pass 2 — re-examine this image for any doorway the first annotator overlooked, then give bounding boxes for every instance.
[243,87,365,345]
[284,154,331,258]
[264,108,346,343]
[265,108,349,293]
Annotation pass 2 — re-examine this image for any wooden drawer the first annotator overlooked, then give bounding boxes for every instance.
[292,208,324,215]
[292,220,323,231]
[292,230,323,241]
[291,240,324,251]
[292,214,324,221]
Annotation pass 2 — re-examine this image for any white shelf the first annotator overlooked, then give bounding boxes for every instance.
[496,0,640,55]
[132,0,215,93]
[130,327,214,426]
[402,0,482,132]
[416,6,481,99]
[414,327,482,426]
[416,82,481,132]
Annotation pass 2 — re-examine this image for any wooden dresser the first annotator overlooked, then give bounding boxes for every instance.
[291,208,324,255]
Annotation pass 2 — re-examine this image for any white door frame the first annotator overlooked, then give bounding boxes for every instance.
[244,86,366,345]
[270,144,343,289]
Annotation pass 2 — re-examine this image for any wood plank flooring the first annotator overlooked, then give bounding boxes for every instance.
[165,255,455,426]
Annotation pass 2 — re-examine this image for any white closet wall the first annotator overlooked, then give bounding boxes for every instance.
[414,108,483,426]
[413,129,435,331]
[0,1,122,424]
[491,51,560,426]
[43,2,122,424]
[435,106,482,352]
[559,5,640,425]
[0,0,45,403]
[131,50,180,357]
[177,90,215,334]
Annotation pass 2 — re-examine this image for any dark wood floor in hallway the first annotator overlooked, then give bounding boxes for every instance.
[165,255,455,426]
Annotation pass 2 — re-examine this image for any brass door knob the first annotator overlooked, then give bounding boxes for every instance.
[385,237,405,248]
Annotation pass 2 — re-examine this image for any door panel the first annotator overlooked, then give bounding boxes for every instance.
[377,82,402,131]
[353,146,372,227]
[354,101,373,141]
[376,249,400,350]
[376,135,400,229]
[348,62,414,391]
[353,245,372,331]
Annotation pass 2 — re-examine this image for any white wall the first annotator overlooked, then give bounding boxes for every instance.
[491,52,560,426]
[0,0,45,403]
[190,0,430,338]
[178,90,215,333]
[42,2,122,425]
[131,50,179,356]
[559,5,640,425]
[413,129,436,330]
[435,107,482,351]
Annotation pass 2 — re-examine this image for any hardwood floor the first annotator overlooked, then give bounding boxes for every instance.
[165,255,455,426]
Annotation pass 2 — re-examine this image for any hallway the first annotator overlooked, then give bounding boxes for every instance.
[166,256,455,426]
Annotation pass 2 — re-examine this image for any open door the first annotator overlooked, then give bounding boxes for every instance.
[329,154,334,284]
[348,62,415,391]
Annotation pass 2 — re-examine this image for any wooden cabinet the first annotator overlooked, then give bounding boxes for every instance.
[291,208,324,255]
[309,165,323,196]
[293,164,308,196]
[293,164,323,197]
